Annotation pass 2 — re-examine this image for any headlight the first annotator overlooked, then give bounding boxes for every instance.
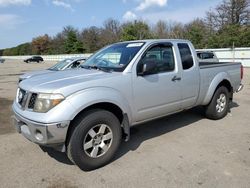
[34,93,64,113]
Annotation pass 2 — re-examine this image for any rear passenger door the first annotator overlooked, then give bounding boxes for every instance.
[177,43,200,109]
[133,43,182,122]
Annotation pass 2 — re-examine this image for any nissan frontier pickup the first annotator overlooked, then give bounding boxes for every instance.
[12,39,243,170]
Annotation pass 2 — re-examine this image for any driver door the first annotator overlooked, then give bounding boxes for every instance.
[132,43,182,122]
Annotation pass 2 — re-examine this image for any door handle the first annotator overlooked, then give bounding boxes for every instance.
[172,76,181,82]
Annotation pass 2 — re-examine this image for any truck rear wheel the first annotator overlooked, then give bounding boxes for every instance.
[205,86,229,120]
[67,109,122,171]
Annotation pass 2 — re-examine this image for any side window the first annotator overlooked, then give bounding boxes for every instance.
[197,53,202,59]
[178,43,194,70]
[67,61,79,69]
[72,61,80,68]
[207,53,215,59]
[137,44,175,75]
[78,59,86,64]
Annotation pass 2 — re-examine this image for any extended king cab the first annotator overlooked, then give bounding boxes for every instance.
[12,39,243,171]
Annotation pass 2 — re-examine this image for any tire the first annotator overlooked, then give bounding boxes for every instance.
[67,109,122,171]
[205,86,229,120]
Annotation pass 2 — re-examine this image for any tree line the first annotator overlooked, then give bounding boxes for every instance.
[1,0,249,56]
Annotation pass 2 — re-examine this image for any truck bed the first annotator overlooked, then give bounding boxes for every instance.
[199,61,241,69]
[196,61,242,106]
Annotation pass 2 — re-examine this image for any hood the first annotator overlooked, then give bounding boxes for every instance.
[20,69,53,80]
[19,69,121,96]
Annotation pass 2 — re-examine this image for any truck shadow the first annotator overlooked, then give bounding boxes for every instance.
[114,101,239,162]
[40,146,74,165]
[40,103,239,166]
[229,101,239,112]
[40,107,205,166]
[113,107,205,161]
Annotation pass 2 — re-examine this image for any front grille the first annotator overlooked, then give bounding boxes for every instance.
[17,88,37,110]
[28,93,37,109]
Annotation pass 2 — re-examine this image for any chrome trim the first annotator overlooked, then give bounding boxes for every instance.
[16,88,38,111]
[25,93,32,109]
[236,84,244,93]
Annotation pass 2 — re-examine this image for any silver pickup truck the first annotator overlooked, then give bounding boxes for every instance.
[12,39,243,171]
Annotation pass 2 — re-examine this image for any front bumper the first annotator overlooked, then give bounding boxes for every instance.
[12,108,70,151]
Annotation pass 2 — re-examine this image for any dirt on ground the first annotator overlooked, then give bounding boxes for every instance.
[0,98,15,135]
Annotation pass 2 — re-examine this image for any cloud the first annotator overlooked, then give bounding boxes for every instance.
[141,5,210,24]
[0,14,24,29]
[0,0,31,7]
[123,11,137,21]
[136,0,167,11]
[123,0,167,22]
[123,0,221,24]
[52,0,74,11]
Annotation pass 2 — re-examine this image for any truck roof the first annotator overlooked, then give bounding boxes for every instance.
[117,39,191,44]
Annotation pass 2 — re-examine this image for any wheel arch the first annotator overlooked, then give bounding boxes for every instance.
[202,72,233,105]
[216,79,233,99]
[66,101,130,146]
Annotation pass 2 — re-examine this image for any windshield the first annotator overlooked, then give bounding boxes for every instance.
[82,42,145,72]
[49,59,72,71]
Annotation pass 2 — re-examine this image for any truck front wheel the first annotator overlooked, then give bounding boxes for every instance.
[205,86,230,120]
[67,109,122,171]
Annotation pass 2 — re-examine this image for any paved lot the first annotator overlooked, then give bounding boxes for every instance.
[0,60,250,188]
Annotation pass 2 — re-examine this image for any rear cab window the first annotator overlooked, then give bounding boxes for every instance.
[177,43,194,70]
[197,52,215,59]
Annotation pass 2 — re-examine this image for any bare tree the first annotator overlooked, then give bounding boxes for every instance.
[206,0,250,30]
[229,0,250,24]
[104,19,121,39]
[154,20,168,38]
[101,19,121,45]
[50,32,66,54]
[167,22,185,39]
[81,26,102,52]
[153,21,185,39]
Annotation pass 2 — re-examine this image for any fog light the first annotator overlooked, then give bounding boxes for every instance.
[35,130,44,141]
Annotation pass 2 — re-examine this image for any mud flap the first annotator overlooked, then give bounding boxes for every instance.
[122,113,130,142]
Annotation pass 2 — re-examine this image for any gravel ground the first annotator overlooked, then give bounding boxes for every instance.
[0,59,250,188]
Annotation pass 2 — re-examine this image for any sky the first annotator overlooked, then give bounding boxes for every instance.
[0,0,222,49]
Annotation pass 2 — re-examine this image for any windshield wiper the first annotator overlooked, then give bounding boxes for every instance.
[81,65,112,73]
[48,68,58,71]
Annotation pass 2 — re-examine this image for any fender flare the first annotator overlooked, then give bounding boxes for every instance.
[202,72,232,105]
[66,87,133,125]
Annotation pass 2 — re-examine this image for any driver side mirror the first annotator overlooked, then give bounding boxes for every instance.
[138,60,157,76]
